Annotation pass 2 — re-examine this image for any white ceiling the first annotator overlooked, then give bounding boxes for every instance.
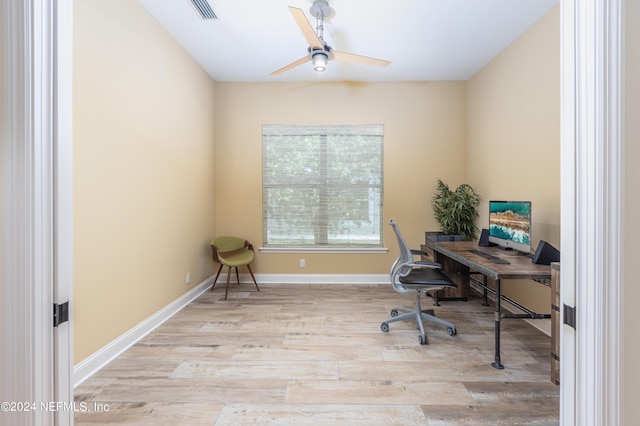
[138,0,558,82]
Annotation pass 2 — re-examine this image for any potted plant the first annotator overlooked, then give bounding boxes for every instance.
[431,179,482,241]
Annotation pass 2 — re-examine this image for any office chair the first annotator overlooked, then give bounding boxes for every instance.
[381,220,458,344]
[210,236,260,300]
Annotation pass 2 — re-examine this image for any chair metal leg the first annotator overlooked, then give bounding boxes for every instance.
[420,311,456,330]
[381,292,457,344]
[224,266,232,300]
[246,264,260,292]
[414,293,427,343]
[390,307,412,315]
[217,264,260,299]
[211,264,224,291]
[385,311,421,324]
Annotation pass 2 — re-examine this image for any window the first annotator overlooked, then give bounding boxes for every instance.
[262,124,384,249]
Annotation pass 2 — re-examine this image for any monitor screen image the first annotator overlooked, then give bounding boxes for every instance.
[488,201,532,253]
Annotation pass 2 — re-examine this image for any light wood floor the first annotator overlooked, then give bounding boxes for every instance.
[74,283,559,425]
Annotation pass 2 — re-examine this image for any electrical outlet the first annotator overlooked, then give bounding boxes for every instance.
[299,259,305,268]
[186,272,191,284]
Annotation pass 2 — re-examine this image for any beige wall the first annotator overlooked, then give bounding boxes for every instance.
[73,0,217,363]
[466,6,560,314]
[214,82,467,274]
[624,0,640,421]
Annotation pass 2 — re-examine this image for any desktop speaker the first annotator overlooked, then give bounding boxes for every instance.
[478,228,494,247]
[532,240,560,265]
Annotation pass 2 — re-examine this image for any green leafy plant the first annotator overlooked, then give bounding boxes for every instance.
[431,179,482,241]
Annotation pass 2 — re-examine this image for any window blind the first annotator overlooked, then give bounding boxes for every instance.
[262,124,384,248]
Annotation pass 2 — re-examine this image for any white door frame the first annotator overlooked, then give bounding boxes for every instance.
[560,0,624,424]
[2,0,626,424]
[1,1,73,425]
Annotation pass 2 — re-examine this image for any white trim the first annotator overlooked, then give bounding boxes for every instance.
[559,0,577,423]
[1,1,61,424]
[30,3,58,420]
[73,276,214,387]
[562,0,624,424]
[251,274,388,284]
[259,247,389,254]
[73,274,386,386]
[73,274,387,385]
[600,1,623,424]
[73,272,556,389]
[53,1,74,424]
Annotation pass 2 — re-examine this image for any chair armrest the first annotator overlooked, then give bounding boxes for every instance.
[410,249,428,257]
[411,260,442,269]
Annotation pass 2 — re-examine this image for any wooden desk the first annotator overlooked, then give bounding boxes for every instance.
[424,240,552,369]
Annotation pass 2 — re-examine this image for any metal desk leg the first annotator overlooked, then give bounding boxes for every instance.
[491,278,504,369]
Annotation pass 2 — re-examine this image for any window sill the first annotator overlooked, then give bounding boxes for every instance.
[259,247,389,254]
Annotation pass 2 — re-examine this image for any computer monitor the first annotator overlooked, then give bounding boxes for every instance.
[488,201,532,253]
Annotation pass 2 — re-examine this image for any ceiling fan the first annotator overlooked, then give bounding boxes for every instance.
[271,0,391,76]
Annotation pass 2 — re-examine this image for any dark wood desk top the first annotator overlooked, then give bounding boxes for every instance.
[424,240,552,281]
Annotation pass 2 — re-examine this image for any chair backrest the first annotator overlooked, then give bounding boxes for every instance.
[213,236,247,252]
[211,236,250,264]
[389,220,414,275]
[388,220,414,293]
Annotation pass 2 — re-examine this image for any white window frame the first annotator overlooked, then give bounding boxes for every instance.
[261,124,385,253]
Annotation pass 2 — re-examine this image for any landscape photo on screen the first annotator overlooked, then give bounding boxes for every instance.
[489,202,531,244]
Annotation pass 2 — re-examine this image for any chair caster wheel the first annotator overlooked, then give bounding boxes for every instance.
[381,322,389,332]
[418,334,427,345]
[447,327,457,336]
[390,309,398,317]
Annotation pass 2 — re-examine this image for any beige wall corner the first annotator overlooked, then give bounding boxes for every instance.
[466,5,560,313]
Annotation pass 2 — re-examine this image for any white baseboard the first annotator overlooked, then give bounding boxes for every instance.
[74,273,551,387]
[251,273,388,284]
[73,274,388,386]
[524,317,551,337]
[73,276,214,387]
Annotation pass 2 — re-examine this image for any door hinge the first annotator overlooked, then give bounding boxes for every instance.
[53,301,69,327]
[563,304,576,330]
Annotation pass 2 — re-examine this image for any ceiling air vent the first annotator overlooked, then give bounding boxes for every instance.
[189,0,218,20]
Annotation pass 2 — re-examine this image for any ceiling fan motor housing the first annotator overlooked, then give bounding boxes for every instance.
[308,45,333,58]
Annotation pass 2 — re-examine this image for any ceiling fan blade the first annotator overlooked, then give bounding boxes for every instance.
[289,6,323,49]
[271,56,310,76]
[333,50,391,68]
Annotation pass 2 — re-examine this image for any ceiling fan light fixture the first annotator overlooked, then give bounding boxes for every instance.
[312,52,328,72]
[271,2,391,76]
